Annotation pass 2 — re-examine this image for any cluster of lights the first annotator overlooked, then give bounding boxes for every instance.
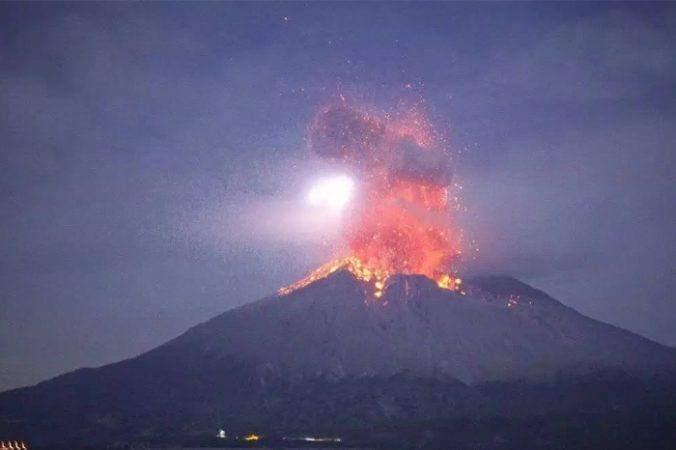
[0,442,27,450]
[216,431,341,444]
[216,430,260,441]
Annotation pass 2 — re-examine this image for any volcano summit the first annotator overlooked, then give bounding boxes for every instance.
[1,268,674,448]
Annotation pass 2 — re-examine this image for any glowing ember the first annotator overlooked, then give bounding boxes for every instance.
[243,434,260,441]
[280,99,463,297]
[278,256,388,297]
[436,274,462,291]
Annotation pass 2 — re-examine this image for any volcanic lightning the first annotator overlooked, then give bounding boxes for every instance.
[306,175,355,212]
[280,99,463,297]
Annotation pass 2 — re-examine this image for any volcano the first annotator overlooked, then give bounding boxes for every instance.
[1,269,675,448]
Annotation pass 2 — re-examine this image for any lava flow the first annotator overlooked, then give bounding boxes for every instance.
[277,256,390,297]
[280,100,463,297]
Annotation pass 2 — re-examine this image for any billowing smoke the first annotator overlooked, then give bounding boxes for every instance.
[307,102,462,281]
[310,104,453,186]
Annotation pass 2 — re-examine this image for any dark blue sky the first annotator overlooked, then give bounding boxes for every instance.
[1,2,675,391]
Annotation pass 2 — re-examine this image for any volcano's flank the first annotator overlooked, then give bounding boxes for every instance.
[1,270,674,447]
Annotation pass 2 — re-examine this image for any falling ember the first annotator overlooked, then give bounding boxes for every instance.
[280,99,463,297]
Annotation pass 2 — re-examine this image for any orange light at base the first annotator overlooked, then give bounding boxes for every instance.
[278,256,389,297]
[278,255,462,298]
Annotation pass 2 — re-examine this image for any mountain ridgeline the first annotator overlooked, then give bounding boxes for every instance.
[1,270,675,448]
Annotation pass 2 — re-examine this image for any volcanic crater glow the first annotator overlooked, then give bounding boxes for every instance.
[280,100,463,297]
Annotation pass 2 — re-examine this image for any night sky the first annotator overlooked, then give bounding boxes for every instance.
[1,2,675,392]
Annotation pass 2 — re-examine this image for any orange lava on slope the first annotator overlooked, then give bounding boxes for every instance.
[277,256,389,297]
[279,100,463,297]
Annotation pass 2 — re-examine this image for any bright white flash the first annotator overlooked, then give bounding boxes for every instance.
[307,175,354,212]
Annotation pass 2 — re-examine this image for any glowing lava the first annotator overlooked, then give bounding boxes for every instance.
[280,100,463,298]
[277,256,388,297]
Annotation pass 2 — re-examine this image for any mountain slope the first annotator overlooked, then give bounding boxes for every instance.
[171,270,673,383]
[1,270,674,447]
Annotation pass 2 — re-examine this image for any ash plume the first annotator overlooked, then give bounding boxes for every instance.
[307,102,462,280]
[309,104,453,187]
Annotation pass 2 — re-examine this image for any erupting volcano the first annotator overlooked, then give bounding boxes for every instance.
[281,102,463,296]
[3,98,675,448]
